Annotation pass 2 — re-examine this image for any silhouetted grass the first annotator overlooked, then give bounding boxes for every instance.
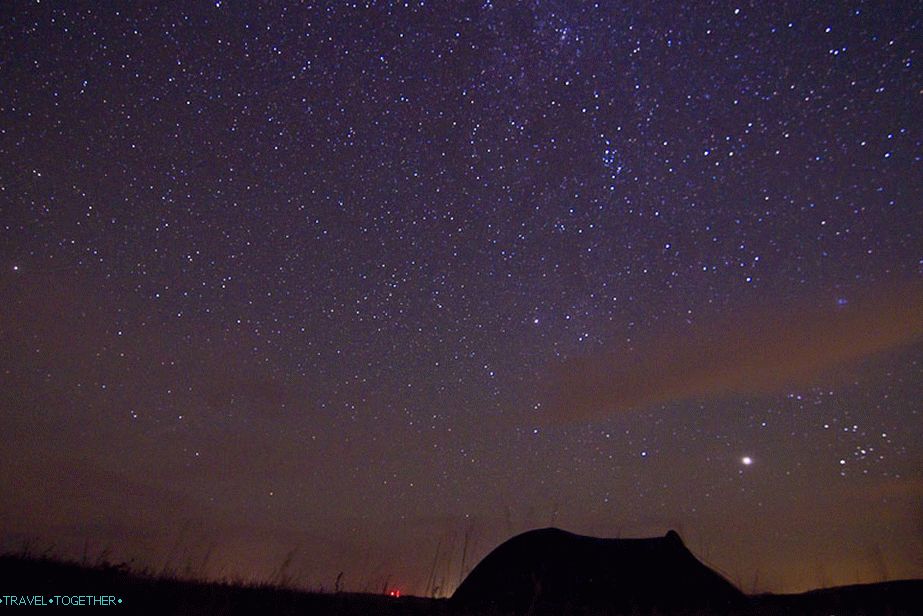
[1,549,920,615]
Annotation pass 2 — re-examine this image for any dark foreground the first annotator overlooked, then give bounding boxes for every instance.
[1,554,920,615]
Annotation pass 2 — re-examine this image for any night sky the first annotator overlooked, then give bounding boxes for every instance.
[1,0,921,597]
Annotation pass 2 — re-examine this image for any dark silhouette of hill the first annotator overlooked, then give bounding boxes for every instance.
[0,553,450,615]
[747,579,923,615]
[2,547,921,615]
[452,527,744,614]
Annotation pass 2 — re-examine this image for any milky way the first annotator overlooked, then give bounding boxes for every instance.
[1,1,920,595]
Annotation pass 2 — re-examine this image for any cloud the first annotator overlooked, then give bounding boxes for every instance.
[539,282,923,423]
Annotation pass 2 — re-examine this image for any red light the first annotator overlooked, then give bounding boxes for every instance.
[387,590,401,598]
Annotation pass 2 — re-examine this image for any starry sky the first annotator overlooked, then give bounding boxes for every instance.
[1,0,921,597]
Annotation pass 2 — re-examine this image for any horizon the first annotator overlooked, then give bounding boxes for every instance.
[1,0,920,600]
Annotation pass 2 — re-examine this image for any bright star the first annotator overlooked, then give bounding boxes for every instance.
[741,456,753,466]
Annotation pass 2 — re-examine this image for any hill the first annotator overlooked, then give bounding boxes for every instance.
[2,543,921,614]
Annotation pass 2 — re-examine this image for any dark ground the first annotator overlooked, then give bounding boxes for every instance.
[1,553,920,615]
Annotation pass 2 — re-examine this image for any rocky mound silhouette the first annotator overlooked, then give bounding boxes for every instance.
[452,527,745,614]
